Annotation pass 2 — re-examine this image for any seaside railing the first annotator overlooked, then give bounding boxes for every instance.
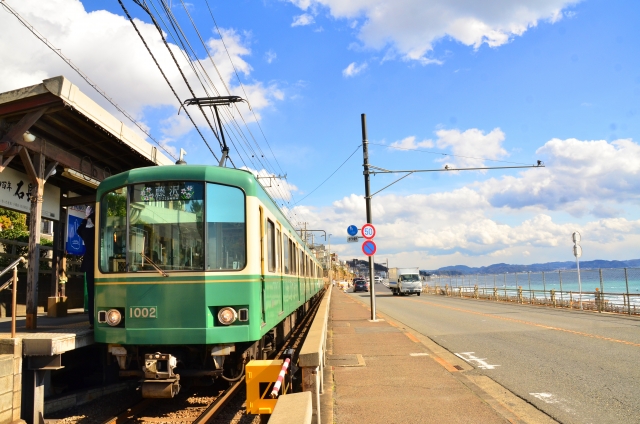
[424,268,640,316]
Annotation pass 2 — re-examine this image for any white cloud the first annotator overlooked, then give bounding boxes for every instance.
[290,134,640,267]
[342,61,368,77]
[390,136,434,150]
[436,128,508,168]
[0,0,283,155]
[265,50,277,63]
[292,13,315,27]
[291,185,640,268]
[242,167,299,202]
[479,137,640,216]
[286,0,581,63]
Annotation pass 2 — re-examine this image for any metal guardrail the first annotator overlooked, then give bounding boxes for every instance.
[0,256,26,337]
[425,268,640,316]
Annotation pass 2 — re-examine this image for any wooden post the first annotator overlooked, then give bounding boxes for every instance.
[26,152,45,330]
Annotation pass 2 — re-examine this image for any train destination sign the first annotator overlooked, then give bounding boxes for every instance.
[362,240,376,256]
[347,225,358,236]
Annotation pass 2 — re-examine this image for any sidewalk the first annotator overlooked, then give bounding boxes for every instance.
[323,288,555,424]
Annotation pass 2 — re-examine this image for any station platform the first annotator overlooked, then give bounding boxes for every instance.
[0,309,93,355]
[0,309,93,423]
[323,288,554,424]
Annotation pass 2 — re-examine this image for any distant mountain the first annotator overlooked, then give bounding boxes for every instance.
[426,259,640,275]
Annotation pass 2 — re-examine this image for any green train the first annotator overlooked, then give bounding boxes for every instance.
[93,165,324,397]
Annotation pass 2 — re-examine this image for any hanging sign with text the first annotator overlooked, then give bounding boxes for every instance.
[0,167,60,220]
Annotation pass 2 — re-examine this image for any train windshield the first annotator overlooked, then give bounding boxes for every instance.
[99,181,246,273]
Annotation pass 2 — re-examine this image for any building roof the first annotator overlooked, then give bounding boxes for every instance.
[0,76,174,200]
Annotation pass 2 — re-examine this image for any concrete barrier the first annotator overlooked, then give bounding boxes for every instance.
[268,392,312,424]
[298,285,331,424]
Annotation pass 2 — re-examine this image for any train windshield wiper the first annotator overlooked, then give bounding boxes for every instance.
[141,253,168,277]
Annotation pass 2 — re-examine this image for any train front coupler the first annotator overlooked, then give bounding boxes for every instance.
[141,352,180,398]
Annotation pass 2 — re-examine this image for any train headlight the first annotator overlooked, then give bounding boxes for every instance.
[218,307,237,325]
[106,309,122,326]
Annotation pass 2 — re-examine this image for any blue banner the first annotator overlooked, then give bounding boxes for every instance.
[66,214,86,255]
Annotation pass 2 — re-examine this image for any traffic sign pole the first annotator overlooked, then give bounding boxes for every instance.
[573,231,582,310]
[361,114,377,321]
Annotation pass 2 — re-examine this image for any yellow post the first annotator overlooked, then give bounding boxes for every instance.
[246,359,285,415]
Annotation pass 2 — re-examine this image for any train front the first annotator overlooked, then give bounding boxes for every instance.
[93,169,259,398]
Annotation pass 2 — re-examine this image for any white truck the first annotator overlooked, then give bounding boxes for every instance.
[388,267,422,296]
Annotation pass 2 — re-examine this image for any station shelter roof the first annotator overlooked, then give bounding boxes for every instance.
[0,75,174,205]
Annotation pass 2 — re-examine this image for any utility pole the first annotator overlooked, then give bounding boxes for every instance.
[361,114,377,321]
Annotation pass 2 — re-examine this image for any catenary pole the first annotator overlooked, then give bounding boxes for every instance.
[361,114,377,321]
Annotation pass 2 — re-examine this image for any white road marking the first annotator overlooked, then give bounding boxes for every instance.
[409,353,429,356]
[454,352,501,370]
[529,393,560,404]
[530,392,575,414]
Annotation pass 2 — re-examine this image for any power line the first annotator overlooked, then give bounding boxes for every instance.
[369,142,532,166]
[293,144,362,205]
[118,0,220,162]
[129,0,225,159]
[0,0,178,161]
[204,0,286,176]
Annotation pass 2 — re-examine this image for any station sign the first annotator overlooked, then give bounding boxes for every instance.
[361,223,375,239]
[0,167,60,220]
[362,239,376,256]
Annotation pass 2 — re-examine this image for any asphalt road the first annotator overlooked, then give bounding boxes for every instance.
[347,284,640,424]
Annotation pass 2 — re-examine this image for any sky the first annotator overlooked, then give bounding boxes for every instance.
[1,0,639,269]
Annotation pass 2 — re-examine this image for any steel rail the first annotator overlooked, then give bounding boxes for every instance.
[192,377,245,424]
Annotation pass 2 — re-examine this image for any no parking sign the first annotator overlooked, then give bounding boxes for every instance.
[362,240,376,256]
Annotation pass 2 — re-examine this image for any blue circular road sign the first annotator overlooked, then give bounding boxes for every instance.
[362,240,377,257]
[347,225,358,236]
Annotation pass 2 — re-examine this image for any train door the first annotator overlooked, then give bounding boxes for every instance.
[259,207,265,325]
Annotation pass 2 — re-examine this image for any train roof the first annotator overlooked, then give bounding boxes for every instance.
[97,165,257,195]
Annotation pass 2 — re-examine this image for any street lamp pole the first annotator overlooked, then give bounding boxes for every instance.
[361,114,377,321]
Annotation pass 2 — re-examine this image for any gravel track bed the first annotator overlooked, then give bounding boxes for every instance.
[47,382,260,424]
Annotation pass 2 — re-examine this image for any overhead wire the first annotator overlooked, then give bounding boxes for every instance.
[129,0,225,158]
[118,0,220,161]
[172,0,295,210]
[370,142,533,166]
[293,144,362,205]
[131,1,300,220]
[0,0,178,161]
[204,0,286,176]
[172,0,280,179]
[153,0,269,176]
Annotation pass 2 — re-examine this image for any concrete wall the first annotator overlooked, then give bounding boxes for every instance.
[0,339,22,423]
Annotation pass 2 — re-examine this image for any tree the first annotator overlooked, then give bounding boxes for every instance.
[0,208,53,268]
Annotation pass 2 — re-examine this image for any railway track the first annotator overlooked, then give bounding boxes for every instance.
[101,377,247,424]
[51,289,326,424]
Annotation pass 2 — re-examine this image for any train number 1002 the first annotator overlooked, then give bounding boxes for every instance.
[129,306,157,318]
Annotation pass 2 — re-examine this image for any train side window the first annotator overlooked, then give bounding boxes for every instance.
[99,187,128,273]
[276,227,282,272]
[206,183,246,271]
[292,244,296,275]
[283,235,290,274]
[267,220,275,272]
